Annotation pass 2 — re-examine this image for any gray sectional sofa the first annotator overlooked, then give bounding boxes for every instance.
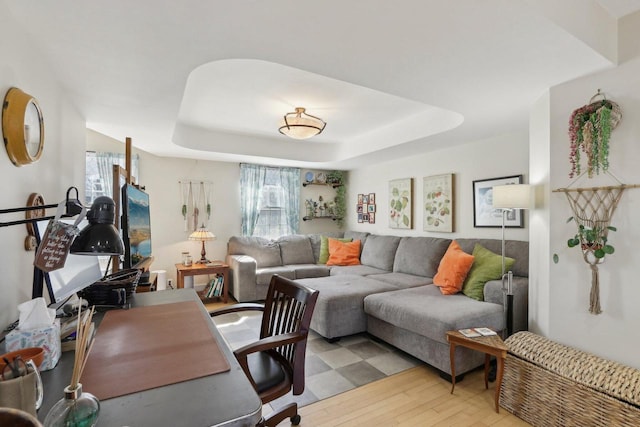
[226,231,528,377]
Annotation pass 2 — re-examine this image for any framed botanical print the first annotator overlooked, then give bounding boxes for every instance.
[389,178,413,229]
[423,173,454,232]
[472,175,524,227]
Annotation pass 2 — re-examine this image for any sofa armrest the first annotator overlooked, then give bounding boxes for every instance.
[484,276,528,334]
[226,254,258,302]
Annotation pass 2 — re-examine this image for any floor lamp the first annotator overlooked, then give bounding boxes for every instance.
[492,184,531,338]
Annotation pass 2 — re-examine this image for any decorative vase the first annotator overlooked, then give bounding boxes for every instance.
[43,384,99,427]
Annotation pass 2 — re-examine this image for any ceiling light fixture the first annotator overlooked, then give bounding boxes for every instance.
[278,107,326,140]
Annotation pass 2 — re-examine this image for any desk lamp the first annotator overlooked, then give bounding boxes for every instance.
[189,225,216,264]
[492,184,531,337]
[1,188,124,301]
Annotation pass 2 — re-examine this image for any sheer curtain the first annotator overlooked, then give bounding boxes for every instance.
[240,163,300,238]
[85,152,139,203]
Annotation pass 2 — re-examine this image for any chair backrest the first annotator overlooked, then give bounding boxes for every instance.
[261,275,319,394]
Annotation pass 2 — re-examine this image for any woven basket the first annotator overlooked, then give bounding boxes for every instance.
[501,332,640,426]
[79,269,141,306]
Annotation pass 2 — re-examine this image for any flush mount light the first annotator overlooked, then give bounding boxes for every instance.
[278,107,326,140]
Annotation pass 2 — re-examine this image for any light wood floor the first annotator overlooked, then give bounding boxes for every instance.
[291,365,531,427]
[205,300,530,426]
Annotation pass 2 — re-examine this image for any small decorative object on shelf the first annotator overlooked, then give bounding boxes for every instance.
[568,90,622,179]
[304,171,314,184]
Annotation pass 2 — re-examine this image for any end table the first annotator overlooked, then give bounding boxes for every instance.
[446,330,508,413]
[175,262,229,303]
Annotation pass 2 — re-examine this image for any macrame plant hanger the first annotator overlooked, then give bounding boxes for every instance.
[553,173,638,314]
[555,89,640,314]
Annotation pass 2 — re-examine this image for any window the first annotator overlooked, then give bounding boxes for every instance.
[240,164,300,239]
[85,152,139,204]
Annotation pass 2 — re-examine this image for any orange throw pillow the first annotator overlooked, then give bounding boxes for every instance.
[326,238,361,266]
[433,240,475,295]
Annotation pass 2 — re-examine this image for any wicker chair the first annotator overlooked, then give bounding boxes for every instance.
[210,275,319,426]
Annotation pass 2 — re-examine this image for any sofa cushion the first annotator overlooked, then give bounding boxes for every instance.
[309,232,344,263]
[296,275,400,338]
[329,264,389,276]
[228,236,282,268]
[367,272,432,289]
[433,240,475,295]
[360,235,402,271]
[343,231,370,254]
[456,238,528,277]
[326,239,361,266]
[462,244,515,301]
[392,236,452,277]
[318,236,353,264]
[255,266,296,286]
[364,285,504,344]
[293,264,331,279]
[277,235,314,265]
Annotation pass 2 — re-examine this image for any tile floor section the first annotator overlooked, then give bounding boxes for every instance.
[212,311,421,411]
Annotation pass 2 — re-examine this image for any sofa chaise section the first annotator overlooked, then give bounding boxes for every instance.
[296,274,400,339]
[364,285,504,375]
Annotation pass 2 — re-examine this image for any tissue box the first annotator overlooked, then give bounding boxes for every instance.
[5,319,61,371]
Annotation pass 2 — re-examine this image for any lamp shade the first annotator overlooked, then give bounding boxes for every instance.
[492,184,531,210]
[189,226,216,242]
[70,196,124,255]
[278,107,326,140]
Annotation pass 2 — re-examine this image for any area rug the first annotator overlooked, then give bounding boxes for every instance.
[212,310,421,410]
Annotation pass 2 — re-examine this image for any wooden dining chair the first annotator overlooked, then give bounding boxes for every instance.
[210,274,319,426]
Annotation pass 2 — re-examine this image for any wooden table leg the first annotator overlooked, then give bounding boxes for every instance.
[494,354,505,413]
[484,354,490,390]
[449,342,456,394]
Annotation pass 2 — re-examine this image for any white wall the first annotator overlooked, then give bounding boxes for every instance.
[0,3,87,328]
[535,56,640,369]
[87,131,341,288]
[346,132,530,242]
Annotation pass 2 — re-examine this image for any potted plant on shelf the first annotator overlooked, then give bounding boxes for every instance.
[326,170,344,186]
[566,216,616,260]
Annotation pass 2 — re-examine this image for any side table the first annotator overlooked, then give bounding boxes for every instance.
[446,330,508,413]
[175,262,229,303]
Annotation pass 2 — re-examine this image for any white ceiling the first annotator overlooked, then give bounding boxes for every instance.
[6,0,640,169]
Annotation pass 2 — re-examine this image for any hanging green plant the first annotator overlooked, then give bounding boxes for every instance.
[334,185,346,228]
[568,93,621,179]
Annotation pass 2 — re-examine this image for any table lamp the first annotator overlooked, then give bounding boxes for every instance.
[189,225,216,264]
[492,183,531,337]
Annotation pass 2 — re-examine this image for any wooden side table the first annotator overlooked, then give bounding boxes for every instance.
[175,262,229,303]
[446,330,508,413]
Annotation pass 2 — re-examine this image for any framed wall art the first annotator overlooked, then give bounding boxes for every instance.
[389,178,413,229]
[356,193,376,224]
[423,173,454,232]
[472,175,524,228]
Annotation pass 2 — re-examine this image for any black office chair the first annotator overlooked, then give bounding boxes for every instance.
[210,275,319,426]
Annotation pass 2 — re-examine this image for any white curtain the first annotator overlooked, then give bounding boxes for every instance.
[85,152,139,203]
[240,164,300,238]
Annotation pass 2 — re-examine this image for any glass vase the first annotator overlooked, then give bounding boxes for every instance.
[44,384,99,427]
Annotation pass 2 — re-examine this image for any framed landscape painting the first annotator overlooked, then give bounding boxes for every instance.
[389,178,413,229]
[472,174,524,228]
[423,173,454,232]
